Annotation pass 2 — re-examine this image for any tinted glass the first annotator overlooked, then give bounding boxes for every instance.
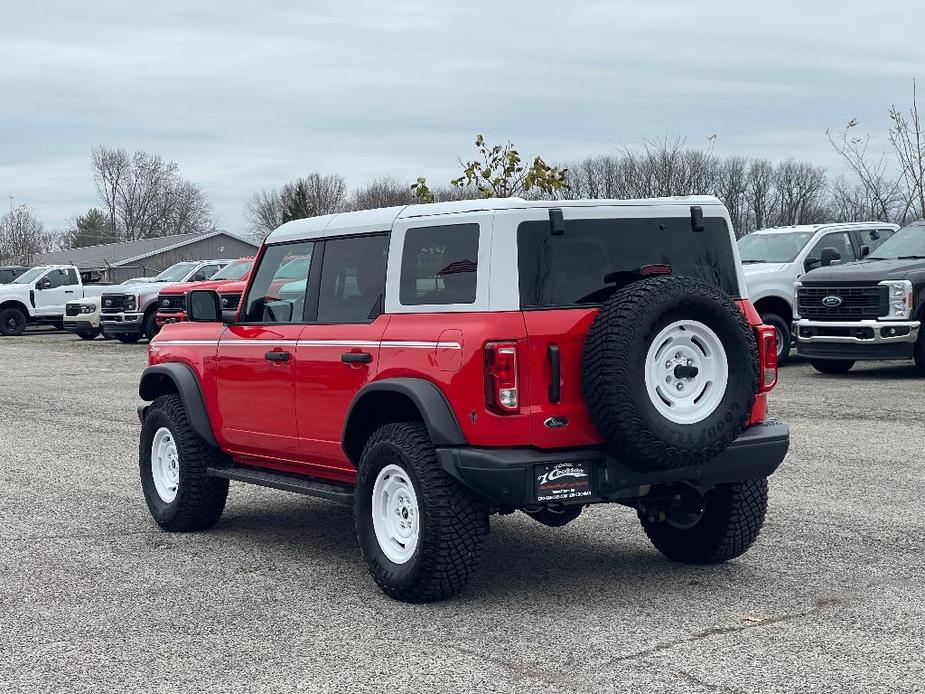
[869,222,925,259]
[518,216,740,308]
[808,232,855,263]
[317,234,389,322]
[210,259,252,280]
[400,224,479,305]
[242,241,314,323]
[738,231,815,263]
[44,268,77,288]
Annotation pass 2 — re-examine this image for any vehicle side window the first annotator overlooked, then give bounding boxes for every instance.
[860,228,895,254]
[45,269,76,288]
[64,269,78,286]
[808,232,855,264]
[317,234,389,323]
[242,241,315,323]
[193,264,221,281]
[400,224,479,305]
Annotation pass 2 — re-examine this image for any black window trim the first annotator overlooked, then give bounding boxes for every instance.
[234,231,391,327]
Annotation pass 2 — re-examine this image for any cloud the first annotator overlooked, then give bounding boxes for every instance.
[1,0,923,231]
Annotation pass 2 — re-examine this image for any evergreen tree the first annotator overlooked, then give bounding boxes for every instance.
[71,207,117,247]
[281,180,314,223]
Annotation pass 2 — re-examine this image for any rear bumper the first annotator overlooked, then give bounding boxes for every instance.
[437,420,789,508]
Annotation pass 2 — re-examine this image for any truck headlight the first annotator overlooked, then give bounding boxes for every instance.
[81,305,94,314]
[793,281,802,320]
[879,280,913,320]
[125,295,137,311]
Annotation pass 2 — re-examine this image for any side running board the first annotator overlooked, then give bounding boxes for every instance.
[207,465,354,504]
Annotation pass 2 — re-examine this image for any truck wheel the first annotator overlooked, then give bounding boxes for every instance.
[139,394,229,532]
[811,359,854,375]
[582,276,758,471]
[355,422,489,603]
[143,309,160,341]
[760,312,790,365]
[639,478,768,564]
[116,333,141,344]
[0,307,27,336]
[76,329,100,340]
[524,505,583,527]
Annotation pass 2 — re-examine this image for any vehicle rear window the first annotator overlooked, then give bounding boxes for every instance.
[400,224,479,305]
[517,216,740,308]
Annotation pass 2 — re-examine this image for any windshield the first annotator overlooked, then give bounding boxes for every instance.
[210,259,253,281]
[869,223,925,259]
[153,262,198,282]
[12,267,49,284]
[737,232,815,263]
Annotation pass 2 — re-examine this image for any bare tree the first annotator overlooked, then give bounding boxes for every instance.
[773,159,827,225]
[245,189,285,240]
[889,79,925,222]
[91,146,214,241]
[0,205,47,265]
[244,172,347,240]
[349,177,416,211]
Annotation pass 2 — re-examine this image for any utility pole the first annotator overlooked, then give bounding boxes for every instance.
[8,195,12,215]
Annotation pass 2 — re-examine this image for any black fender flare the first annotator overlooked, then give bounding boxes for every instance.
[342,378,466,463]
[138,363,217,446]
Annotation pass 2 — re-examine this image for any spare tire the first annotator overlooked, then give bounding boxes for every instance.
[582,276,758,471]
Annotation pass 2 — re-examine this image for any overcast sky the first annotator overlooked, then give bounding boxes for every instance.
[1,1,923,234]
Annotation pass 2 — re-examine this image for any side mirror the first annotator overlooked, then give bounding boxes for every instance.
[37,278,52,290]
[859,245,871,259]
[820,247,841,267]
[186,289,223,322]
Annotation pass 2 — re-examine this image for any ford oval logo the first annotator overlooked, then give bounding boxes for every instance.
[104,299,112,306]
[162,299,170,307]
[544,416,569,429]
[822,295,843,308]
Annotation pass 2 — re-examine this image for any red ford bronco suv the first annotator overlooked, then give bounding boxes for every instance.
[137,196,789,602]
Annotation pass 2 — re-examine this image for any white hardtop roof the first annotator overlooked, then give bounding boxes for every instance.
[751,221,898,235]
[265,195,724,244]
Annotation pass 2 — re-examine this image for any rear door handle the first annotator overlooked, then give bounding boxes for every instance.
[265,350,291,363]
[342,351,372,364]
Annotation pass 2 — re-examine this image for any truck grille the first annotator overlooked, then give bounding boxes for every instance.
[65,304,81,316]
[798,284,887,320]
[220,293,242,310]
[158,294,185,312]
[101,294,128,313]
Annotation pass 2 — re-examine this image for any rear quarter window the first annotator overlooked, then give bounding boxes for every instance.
[400,223,479,305]
[517,216,740,308]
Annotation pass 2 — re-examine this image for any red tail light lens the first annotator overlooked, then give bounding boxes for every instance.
[756,325,778,392]
[484,341,519,414]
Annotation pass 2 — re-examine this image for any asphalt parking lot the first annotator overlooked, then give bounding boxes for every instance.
[1,332,922,693]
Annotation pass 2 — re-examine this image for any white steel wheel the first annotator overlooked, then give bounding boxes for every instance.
[371,464,420,565]
[151,427,180,503]
[644,320,729,425]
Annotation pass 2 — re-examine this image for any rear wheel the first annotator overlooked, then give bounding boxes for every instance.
[0,307,27,336]
[811,359,854,374]
[355,422,489,603]
[639,478,768,564]
[760,312,791,365]
[139,394,229,531]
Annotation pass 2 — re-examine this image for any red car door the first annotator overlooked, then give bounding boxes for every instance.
[296,233,391,472]
[215,240,316,461]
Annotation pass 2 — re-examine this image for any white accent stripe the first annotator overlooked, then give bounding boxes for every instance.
[154,338,463,350]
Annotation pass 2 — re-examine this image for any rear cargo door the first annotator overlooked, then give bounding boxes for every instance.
[514,205,742,449]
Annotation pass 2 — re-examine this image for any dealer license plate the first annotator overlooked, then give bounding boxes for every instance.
[534,462,593,503]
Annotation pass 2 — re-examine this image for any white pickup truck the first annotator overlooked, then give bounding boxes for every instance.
[0,265,111,336]
[737,222,899,362]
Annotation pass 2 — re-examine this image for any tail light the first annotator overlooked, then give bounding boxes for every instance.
[756,325,778,392]
[484,341,520,414]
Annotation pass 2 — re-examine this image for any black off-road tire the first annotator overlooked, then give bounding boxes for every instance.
[76,329,100,340]
[139,394,229,532]
[142,309,160,341]
[116,333,142,344]
[355,422,489,603]
[810,359,854,375]
[760,312,791,365]
[582,276,758,471]
[0,307,27,336]
[639,478,768,564]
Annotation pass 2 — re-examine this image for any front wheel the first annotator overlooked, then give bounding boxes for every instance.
[760,312,791,365]
[142,310,160,341]
[355,422,489,603]
[0,307,27,336]
[639,478,768,564]
[116,333,142,344]
[139,394,229,531]
[811,359,854,374]
[76,329,100,340]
